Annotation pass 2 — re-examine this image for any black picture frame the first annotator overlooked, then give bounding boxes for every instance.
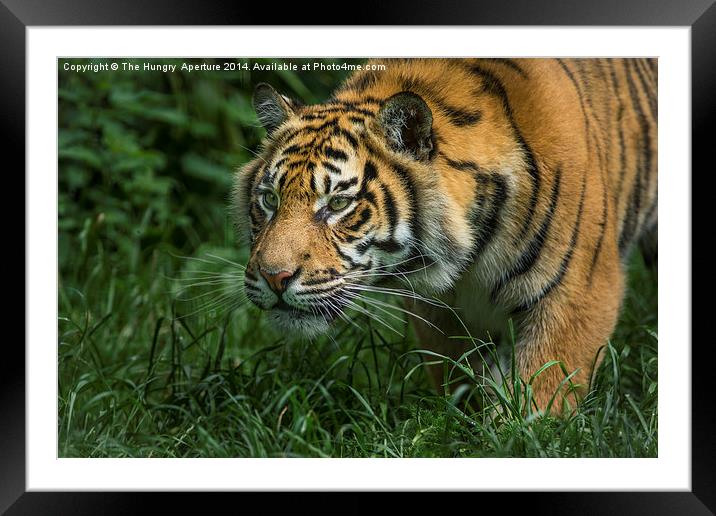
[6,0,713,513]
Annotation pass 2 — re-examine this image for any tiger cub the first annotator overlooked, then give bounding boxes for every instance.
[232,58,657,413]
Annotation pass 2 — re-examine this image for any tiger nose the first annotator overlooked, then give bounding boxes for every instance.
[260,269,294,295]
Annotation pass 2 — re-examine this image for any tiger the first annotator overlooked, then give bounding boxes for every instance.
[231,58,657,414]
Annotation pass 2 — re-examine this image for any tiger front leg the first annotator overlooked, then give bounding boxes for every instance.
[513,275,624,416]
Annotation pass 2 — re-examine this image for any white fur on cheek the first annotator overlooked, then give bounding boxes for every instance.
[268,310,330,339]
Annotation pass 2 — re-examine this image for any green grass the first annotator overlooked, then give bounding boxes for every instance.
[57,57,657,458]
[58,239,657,458]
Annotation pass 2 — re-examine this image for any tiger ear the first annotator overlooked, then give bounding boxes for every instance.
[377,91,433,160]
[252,83,300,134]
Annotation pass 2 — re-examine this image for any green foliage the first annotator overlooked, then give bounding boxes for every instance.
[59,58,354,276]
[58,58,657,458]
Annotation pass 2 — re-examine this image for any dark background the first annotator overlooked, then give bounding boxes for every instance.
[4,0,713,512]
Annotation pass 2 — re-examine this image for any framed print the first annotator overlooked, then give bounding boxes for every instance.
[6,0,714,512]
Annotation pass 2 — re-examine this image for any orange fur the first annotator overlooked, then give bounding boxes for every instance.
[233,58,657,414]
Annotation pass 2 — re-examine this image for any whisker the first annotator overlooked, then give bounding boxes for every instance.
[204,253,247,270]
[175,289,247,320]
[321,297,363,332]
[336,295,402,336]
[175,284,243,303]
[341,291,408,327]
[237,143,269,165]
[344,290,444,334]
[344,253,433,276]
[344,283,448,309]
[170,270,244,279]
[173,275,243,287]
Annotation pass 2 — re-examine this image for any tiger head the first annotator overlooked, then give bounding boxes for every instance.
[232,83,466,336]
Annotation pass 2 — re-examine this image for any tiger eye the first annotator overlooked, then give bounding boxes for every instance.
[328,196,351,211]
[262,191,279,209]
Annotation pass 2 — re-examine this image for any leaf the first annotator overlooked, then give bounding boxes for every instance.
[181,153,231,186]
[59,147,103,169]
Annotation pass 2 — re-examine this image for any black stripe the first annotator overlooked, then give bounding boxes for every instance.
[373,239,404,253]
[442,107,482,126]
[638,59,657,90]
[588,136,609,288]
[515,172,587,313]
[327,95,383,107]
[465,62,541,240]
[642,195,658,227]
[357,237,404,255]
[249,205,264,226]
[334,176,359,192]
[558,59,604,168]
[361,189,377,206]
[441,154,481,173]
[278,140,314,157]
[281,144,309,156]
[619,60,652,257]
[295,285,340,296]
[483,58,529,79]
[309,171,317,193]
[631,59,657,120]
[331,239,358,267]
[301,276,336,287]
[472,173,508,260]
[322,161,341,174]
[346,207,372,232]
[608,61,628,210]
[277,171,289,191]
[302,109,371,122]
[557,59,585,105]
[338,232,361,244]
[323,175,332,195]
[278,120,340,149]
[344,70,378,93]
[637,58,656,86]
[398,75,482,127]
[588,199,608,286]
[350,95,382,105]
[629,60,657,216]
[248,213,259,236]
[380,183,399,235]
[324,147,348,161]
[284,160,308,171]
[243,161,262,204]
[282,172,302,192]
[357,160,378,203]
[575,60,607,173]
[331,127,359,148]
[271,125,298,145]
[363,160,378,182]
[391,164,418,238]
[305,269,339,282]
[585,60,612,285]
[362,141,420,243]
[299,118,340,134]
[491,167,562,302]
[311,104,375,118]
[301,113,331,121]
[562,61,609,278]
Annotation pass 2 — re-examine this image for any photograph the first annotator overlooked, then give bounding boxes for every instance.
[57,56,658,459]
